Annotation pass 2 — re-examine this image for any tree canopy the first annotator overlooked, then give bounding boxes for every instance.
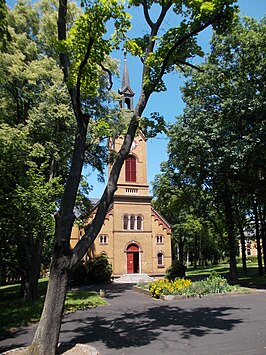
[157,16,266,280]
[1,0,239,353]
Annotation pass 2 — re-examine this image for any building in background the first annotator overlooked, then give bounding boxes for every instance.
[71,53,172,277]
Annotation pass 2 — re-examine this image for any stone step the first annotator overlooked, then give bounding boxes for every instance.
[113,273,154,284]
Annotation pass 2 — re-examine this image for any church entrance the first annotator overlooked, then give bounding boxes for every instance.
[126,244,139,274]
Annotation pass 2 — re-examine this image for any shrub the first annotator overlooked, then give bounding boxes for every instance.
[70,261,87,286]
[182,272,234,297]
[86,255,112,284]
[166,260,186,281]
[246,256,258,263]
[149,272,234,298]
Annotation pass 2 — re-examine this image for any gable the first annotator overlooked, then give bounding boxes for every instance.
[151,206,171,234]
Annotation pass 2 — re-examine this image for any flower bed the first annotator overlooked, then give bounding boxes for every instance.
[148,272,237,299]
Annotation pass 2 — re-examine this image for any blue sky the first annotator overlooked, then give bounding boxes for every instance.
[6,0,266,197]
[88,0,266,197]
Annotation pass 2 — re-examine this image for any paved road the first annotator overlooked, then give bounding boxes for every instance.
[1,284,266,355]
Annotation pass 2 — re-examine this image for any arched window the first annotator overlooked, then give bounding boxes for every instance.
[136,215,143,230]
[123,214,144,231]
[123,215,129,230]
[125,156,136,182]
[157,252,164,267]
[99,235,108,245]
[130,215,135,230]
[156,235,164,244]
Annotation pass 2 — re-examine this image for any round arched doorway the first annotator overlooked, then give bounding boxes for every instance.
[126,243,140,274]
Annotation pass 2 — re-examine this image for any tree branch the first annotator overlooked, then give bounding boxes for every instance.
[141,0,154,29]
[159,14,225,80]
[99,63,113,91]
[176,60,205,72]
[76,35,94,117]
[140,0,172,97]
[70,90,151,265]
[145,0,172,57]
[58,0,80,119]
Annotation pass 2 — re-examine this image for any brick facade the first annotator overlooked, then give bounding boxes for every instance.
[71,52,172,276]
[71,132,172,276]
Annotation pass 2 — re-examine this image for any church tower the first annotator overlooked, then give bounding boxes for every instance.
[118,49,135,111]
[108,51,149,198]
[70,53,172,278]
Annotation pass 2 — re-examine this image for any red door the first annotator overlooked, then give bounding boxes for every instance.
[127,252,134,274]
[127,244,139,274]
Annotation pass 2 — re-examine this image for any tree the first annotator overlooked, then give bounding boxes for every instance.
[0,0,78,296]
[0,0,11,49]
[0,0,127,296]
[166,16,266,281]
[152,164,225,266]
[28,0,237,353]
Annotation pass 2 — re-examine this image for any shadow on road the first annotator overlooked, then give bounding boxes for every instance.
[59,303,246,352]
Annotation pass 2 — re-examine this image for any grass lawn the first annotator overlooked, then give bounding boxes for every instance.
[186,261,266,288]
[0,278,107,335]
[139,261,265,298]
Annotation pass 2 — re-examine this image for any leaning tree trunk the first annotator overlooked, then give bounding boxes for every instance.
[29,107,147,354]
[28,101,90,353]
[28,247,71,354]
[28,0,228,350]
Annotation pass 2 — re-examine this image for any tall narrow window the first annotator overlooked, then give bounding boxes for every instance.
[137,215,143,230]
[130,215,135,230]
[99,235,108,245]
[123,215,129,230]
[125,156,136,182]
[156,235,164,244]
[157,252,164,267]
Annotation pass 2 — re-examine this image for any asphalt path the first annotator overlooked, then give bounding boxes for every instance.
[1,284,266,355]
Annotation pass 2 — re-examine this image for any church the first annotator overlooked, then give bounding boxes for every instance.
[70,54,172,278]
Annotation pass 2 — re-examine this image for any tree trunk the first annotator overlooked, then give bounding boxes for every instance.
[223,192,238,282]
[27,0,229,350]
[20,237,43,301]
[258,204,266,272]
[0,263,6,286]
[239,222,247,272]
[253,201,263,276]
[178,236,185,264]
[28,248,71,354]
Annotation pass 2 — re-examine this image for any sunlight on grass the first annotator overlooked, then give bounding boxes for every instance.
[187,264,229,277]
[65,290,108,313]
[0,281,107,333]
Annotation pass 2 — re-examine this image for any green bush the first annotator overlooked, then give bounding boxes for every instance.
[182,271,233,297]
[246,256,258,263]
[86,255,112,284]
[70,261,87,286]
[166,260,186,281]
[148,272,235,298]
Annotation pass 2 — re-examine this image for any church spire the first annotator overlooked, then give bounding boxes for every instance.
[121,49,131,89]
[118,49,135,111]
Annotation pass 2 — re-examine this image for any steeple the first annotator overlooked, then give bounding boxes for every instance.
[118,50,135,111]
